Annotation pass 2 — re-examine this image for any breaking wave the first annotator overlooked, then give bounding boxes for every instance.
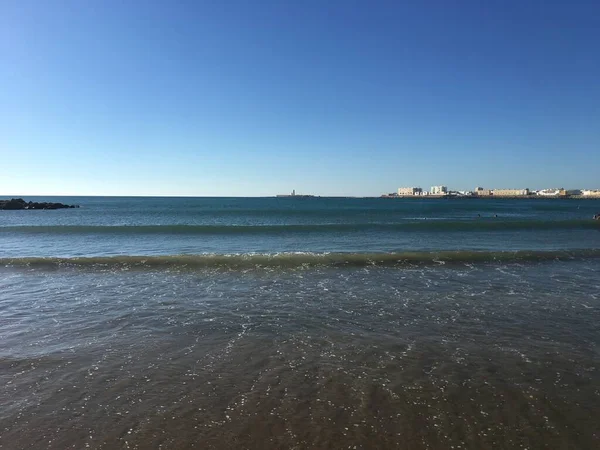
[1,249,599,271]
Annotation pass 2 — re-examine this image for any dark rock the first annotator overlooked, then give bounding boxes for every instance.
[0,198,79,210]
[1,198,26,210]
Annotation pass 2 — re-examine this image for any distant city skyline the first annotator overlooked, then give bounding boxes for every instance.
[388,186,600,198]
[1,1,600,196]
[389,184,599,194]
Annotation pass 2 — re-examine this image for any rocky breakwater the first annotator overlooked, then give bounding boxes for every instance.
[0,198,79,210]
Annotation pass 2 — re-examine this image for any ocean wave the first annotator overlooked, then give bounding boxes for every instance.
[0,220,598,235]
[1,250,599,271]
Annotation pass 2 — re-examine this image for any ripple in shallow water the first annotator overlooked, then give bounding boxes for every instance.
[0,261,599,449]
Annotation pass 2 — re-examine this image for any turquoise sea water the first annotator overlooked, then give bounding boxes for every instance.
[1,197,599,449]
[1,196,600,258]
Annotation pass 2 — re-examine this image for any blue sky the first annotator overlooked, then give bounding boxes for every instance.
[1,0,599,196]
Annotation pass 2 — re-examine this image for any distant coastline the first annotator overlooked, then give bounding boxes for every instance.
[381,195,600,199]
[276,189,315,198]
[382,195,600,200]
[385,186,600,200]
[276,194,316,198]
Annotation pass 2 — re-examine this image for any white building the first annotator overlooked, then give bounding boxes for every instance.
[537,189,561,196]
[582,190,600,197]
[492,189,529,197]
[397,187,423,196]
[430,186,448,195]
[474,187,491,196]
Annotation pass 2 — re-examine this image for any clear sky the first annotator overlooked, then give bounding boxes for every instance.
[1,0,599,196]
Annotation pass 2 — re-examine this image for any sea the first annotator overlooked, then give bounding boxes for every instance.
[1,196,599,449]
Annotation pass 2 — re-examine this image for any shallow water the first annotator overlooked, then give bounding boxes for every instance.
[1,197,599,449]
